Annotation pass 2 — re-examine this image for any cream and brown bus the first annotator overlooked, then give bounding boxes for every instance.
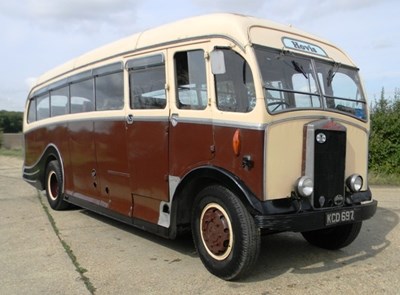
[23,13,377,280]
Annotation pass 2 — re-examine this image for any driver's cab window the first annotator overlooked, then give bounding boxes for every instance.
[214,49,255,112]
[175,50,207,110]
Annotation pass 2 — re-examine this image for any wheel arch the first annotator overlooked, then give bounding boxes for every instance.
[171,166,263,233]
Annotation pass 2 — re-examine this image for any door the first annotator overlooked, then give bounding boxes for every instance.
[125,52,170,224]
[168,46,214,178]
[93,70,131,216]
[68,79,100,202]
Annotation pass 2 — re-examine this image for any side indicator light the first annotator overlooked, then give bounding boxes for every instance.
[232,129,241,156]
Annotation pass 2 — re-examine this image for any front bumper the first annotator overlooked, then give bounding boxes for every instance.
[254,200,377,232]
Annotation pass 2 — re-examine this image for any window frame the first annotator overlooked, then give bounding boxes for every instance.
[174,49,208,111]
[127,53,167,110]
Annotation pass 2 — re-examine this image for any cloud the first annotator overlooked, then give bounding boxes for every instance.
[0,0,144,33]
[191,0,266,14]
[25,77,37,89]
[26,0,137,21]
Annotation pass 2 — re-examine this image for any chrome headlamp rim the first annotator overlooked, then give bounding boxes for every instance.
[295,176,314,198]
[346,174,363,192]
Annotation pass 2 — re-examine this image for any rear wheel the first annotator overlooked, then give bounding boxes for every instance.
[45,160,69,210]
[301,222,362,250]
[191,185,260,280]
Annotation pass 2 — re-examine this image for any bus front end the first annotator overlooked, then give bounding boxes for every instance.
[251,35,377,245]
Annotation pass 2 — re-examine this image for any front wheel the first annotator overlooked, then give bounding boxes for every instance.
[45,160,70,210]
[301,222,362,250]
[191,185,260,280]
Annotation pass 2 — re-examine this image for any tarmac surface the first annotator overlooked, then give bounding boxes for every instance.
[1,155,399,294]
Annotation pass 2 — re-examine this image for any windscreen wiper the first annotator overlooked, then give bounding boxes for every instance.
[292,60,308,79]
[327,63,341,87]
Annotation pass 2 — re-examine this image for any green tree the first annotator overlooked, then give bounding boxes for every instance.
[0,111,23,133]
[369,87,400,175]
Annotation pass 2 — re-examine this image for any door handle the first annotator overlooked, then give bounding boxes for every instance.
[126,114,134,125]
[170,113,179,127]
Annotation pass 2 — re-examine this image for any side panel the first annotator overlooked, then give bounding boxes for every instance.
[126,118,170,223]
[94,118,131,215]
[345,124,369,189]
[265,120,305,200]
[24,130,41,167]
[169,119,214,177]
[68,120,100,202]
[212,125,264,199]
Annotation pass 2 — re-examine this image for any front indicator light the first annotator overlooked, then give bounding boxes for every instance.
[296,176,314,197]
[346,174,363,192]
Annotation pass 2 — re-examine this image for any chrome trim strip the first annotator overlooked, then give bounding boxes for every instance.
[132,116,170,122]
[212,119,267,130]
[25,115,126,133]
[23,169,40,176]
[158,175,180,228]
[263,125,268,200]
[22,177,37,184]
[171,116,266,130]
[304,124,315,191]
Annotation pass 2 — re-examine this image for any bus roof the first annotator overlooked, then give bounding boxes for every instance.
[32,13,355,91]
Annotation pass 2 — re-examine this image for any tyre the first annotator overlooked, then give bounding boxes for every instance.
[301,222,362,250]
[191,185,260,280]
[45,160,70,210]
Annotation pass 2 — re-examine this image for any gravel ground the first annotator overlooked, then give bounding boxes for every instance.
[1,155,399,294]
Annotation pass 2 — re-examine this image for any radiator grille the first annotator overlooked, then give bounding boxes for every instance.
[313,129,346,208]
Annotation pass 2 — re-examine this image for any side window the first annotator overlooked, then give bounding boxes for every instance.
[215,49,255,112]
[70,79,94,114]
[175,50,207,110]
[36,93,50,120]
[96,71,124,111]
[50,86,69,117]
[130,67,166,109]
[28,99,36,123]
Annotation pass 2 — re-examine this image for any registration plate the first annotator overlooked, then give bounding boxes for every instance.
[325,209,355,226]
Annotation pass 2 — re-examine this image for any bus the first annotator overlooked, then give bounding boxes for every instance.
[23,13,377,280]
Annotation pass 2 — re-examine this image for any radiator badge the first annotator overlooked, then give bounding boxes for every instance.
[334,195,345,206]
[319,196,326,207]
[316,132,327,144]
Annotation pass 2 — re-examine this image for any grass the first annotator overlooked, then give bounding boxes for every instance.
[37,192,96,294]
[368,171,400,186]
[0,148,23,158]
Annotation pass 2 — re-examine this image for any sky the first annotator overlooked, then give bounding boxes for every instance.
[0,0,399,111]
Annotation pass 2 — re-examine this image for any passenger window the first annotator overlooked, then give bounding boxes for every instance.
[36,93,50,120]
[215,49,255,112]
[28,99,36,123]
[175,50,207,110]
[96,71,124,111]
[129,62,166,109]
[70,79,94,113]
[50,86,69,117]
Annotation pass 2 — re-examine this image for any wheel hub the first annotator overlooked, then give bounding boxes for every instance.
[49,172,59,200]
[201,207,231,256]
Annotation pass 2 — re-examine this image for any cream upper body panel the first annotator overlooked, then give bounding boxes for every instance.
[29,13,357,94]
